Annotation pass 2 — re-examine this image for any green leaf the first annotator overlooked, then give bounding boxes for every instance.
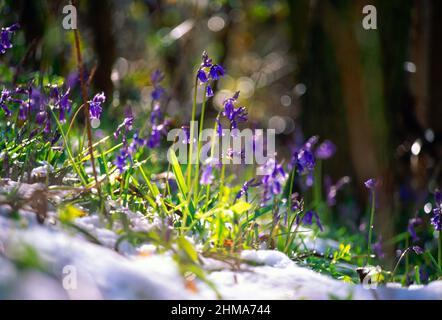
[168,149,188,197]
[177,236,198,262]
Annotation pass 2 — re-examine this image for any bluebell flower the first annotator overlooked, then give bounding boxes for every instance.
[289,193,304,215]
[115,149,129,172]
[296,210,323,231]
[197,69,208,83]
[114,113,134,139]
[89,92,105,120]
[148,125,161,148]
[259,157,288,205]
[235,178,260,200]
[315,140,336,160]
[151,69,165,101]
[19,101,29,121]
[431,189,442,231]
[209,64,225,80]
[56,88,71,122]
[408,217,423,242]
[0,23,19,55]
[200,164,214,185]
[36,110,47,125]
[206,85,214,98]
[197,51,224,85]
[364,178,377,190]
[221,91,248,130]
[291,136,318,175]
[412,246,424,255]
[216,116,223,137]
[0,89,12,116]
[325,176,350,207]
[150,103,162,124]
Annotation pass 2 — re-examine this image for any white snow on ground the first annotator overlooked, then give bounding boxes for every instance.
[0,209,442,299]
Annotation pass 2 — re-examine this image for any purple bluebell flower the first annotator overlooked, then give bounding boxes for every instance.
[364,178,377,190]
[36,110,47,125]
[296,210,323,232]
[259,157,288,205]
[128,131,146,154]
[29,87,43,111]
[408,217,423,242]
[197,51,224,85]
[315,140,336,160]
[290,192,303,212]
[325,176,351,207]
[197,69,208,83]
[147,125,161,148]
[57,88,71,122]
[291,136,318,175]
[19,101,29,121]
[114,113,134,139]
[200,164,214,185]
[181,126,191,144]
[235,178,260,200]
[115,149,129,172]
[209,64,225,80]
[412,246,424,255]
[216,116,223,137]
[431,189,442,231]
[150,103,162,124]
[0,23,19,55]
[151,70,165,101]
[206,85,214,98]
[0,89,12,116]
[221,92,248,130]
[89,92,105,120]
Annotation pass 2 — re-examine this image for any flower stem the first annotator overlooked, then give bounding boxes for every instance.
[193,83,208,203]
[186,78,198,195]
[367,191,376,265]
[439,230,442,269]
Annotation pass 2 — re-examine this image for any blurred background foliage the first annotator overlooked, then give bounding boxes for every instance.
[1,0,441,264]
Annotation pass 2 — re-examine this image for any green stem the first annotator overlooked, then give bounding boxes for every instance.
[186,78,198,198]
[49,109,88,186]
[367,191,376,265]
[284,169,296,252]
[193,83,209,204]
[203,115,220,212]
[439,230,442,269]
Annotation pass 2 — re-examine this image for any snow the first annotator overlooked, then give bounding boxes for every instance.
[0,185,441,300]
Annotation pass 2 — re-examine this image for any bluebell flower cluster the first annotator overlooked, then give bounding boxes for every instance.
[259,157,288,205]
[197,51,225,97]
[147,70,168,148]
[296,210,323,231]
[0,23,19,55]
[1,83,72,140]
[431,189,442,231]
[88,92,105,120]
[113,111,146,173]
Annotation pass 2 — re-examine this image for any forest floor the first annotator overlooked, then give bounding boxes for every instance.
[1,180,441,300]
